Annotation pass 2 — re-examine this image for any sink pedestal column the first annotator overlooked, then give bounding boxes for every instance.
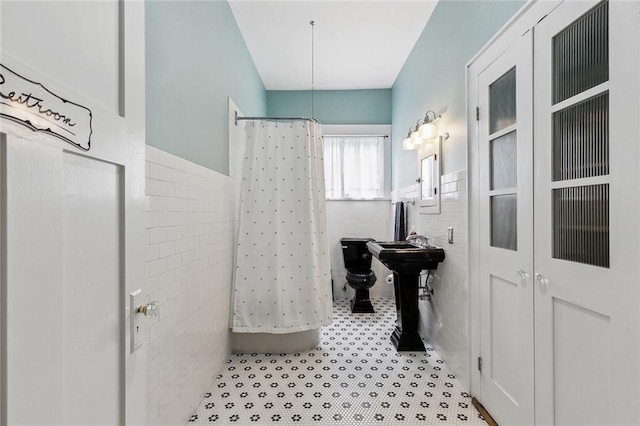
[390,269,425,352]
[365,240,445,353]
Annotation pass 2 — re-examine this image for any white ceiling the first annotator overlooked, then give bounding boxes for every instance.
[229,1,438,90]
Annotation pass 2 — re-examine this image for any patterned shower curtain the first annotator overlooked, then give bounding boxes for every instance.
[232,120,332,333]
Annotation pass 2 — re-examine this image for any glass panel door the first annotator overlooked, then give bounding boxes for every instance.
[477,32,534,426]
[533,1,639,424]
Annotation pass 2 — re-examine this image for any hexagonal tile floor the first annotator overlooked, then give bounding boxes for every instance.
[188,298,485,425]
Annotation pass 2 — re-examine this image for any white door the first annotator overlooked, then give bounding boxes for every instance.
[0,1,146,424]
[477,31,535,426]
[534,1,640,424]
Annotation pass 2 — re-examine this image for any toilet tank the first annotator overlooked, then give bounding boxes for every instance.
[340,237,375,273]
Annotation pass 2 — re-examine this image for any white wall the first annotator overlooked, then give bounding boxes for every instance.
[392,169,470,387]
[145,146,235,425]
[327,200,393,299]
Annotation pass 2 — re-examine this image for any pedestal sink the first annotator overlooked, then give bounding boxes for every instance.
[366,241,445,352]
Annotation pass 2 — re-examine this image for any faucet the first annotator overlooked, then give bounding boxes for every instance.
[406,234,430,248]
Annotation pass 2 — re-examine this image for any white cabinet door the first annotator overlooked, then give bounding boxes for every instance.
[0,1,146,424]
[533,1,640,424]
[477,32,534,426]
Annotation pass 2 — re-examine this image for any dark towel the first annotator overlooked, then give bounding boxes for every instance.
[394,202,406,241]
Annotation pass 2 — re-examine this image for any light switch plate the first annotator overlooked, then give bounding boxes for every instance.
[130,289,143,353]
[447,227,454,244]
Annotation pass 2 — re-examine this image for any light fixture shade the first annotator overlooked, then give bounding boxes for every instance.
[410,131,422,147]
[418,122,437,140]
[402,137,415,150]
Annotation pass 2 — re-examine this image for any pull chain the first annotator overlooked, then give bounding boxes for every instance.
[310,20,315,120]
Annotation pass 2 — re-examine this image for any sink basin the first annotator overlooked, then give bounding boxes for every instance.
[371,241,419,249]
[366,240,445,271]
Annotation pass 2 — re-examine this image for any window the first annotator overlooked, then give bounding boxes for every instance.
[323,135,388,199]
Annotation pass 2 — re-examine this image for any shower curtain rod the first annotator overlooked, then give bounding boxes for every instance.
[235,111,318,126]
[322,135,389,138]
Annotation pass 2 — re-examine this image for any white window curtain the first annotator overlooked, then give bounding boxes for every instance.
[323,136,385,199]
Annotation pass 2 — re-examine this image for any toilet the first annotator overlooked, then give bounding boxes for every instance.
[340,237,377,313]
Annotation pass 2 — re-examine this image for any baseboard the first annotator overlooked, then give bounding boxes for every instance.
[472,397,499,426]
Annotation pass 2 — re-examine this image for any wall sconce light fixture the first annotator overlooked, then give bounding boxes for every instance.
[402,110,443,151]
[402,130,415,150]
[418,111,438,139]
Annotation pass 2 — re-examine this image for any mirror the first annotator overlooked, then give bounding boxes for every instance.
[418,136,441,213]
[421,155,435,201]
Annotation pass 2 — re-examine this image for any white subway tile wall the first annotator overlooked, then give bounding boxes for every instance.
[326,201,393,299]
[145,146,235,425]
[391,169,470,389]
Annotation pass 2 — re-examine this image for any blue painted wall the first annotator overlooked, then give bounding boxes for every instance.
[391,0,525,189]
[267,90,392,125]
[146,0,266,174]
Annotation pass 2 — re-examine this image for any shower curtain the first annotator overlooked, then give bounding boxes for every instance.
[232,120,332,333]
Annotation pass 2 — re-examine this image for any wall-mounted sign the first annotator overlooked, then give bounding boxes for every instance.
[0,63,92,151]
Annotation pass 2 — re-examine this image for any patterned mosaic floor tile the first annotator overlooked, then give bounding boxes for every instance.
[188,298,485,425]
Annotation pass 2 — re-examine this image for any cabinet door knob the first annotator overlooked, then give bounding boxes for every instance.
[535,273,546,284]
[516,268,529,279]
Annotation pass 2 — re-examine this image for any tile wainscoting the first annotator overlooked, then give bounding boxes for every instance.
[145,146,235,425]
[391,169,470,388]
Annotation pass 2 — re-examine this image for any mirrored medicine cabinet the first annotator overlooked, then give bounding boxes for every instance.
[417,136,441,214]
